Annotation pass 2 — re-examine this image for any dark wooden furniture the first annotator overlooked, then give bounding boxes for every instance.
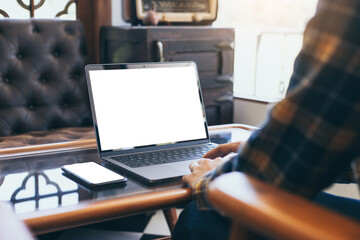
[0,124,254,235]
[100,26,235,125]
[208,172,360,240]
[77,0,112,63]
[121,0,218,25]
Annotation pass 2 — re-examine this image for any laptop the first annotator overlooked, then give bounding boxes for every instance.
[85,61,217,183]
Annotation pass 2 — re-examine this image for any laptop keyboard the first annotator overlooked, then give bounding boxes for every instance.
[112,144,216,168]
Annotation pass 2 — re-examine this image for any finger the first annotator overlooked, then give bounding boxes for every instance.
[197,160,211,169]
[203,146,223,159]
[188,162,194,171]
[182,174,189,183]
[204,142,242,159]
[214,157,223,164]
[189,162,199,172]
[197,159,208,165]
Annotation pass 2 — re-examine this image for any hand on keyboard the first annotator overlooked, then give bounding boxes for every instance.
[203,141,242,159]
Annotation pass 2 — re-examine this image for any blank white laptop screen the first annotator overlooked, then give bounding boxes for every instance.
[88,66,207,151]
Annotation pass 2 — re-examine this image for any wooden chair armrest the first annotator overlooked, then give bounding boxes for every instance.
[208,172,360,240]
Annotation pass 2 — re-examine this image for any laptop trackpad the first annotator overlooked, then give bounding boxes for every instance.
[168,160,198,175]
[136,164,186,180]
[135,160,195,181]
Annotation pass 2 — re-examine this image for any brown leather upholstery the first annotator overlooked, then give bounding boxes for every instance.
[0,19,92,138]
[0,126,95,148]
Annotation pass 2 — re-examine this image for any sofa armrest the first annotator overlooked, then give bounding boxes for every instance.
[208,172,360,240]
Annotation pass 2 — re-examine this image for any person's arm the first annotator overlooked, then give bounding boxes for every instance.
[185,0,360,210]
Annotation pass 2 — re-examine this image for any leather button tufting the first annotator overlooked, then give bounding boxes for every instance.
[0,20,91,137]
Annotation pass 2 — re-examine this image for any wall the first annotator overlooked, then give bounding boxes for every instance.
[112,0,129,26]
[233,98,271,126]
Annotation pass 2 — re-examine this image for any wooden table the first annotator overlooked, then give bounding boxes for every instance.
[0,124,255,235]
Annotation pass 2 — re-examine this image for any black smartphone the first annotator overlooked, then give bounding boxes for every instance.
[61,162,127,187]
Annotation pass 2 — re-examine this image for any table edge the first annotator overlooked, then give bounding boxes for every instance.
[0,124,256,159]
[23,187,192,235]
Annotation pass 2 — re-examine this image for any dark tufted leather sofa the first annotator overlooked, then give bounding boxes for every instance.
[0,19,95,148]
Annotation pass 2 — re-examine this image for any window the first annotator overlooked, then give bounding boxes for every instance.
[0,1,111,64]
[213,0,318,101]
[0,0,76,19]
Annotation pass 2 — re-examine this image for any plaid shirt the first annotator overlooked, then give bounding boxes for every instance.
[194,0,360,210]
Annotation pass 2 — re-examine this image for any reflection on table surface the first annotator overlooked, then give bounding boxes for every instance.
[0,127,253,215]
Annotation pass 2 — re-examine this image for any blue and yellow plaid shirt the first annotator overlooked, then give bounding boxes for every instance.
[194,0,360,210]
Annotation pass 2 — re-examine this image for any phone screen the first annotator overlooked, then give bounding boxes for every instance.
[62,162,127,186]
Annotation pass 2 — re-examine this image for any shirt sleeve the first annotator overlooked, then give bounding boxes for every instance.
[194,0,360,210]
